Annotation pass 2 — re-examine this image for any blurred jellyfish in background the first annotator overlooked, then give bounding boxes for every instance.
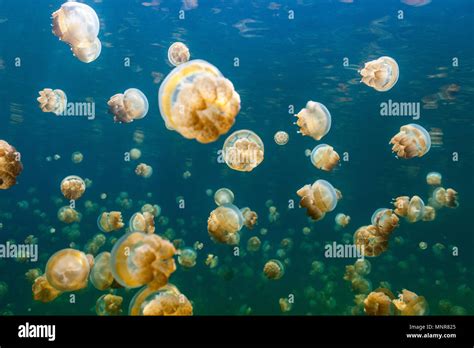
[37,88,67,115]
[268,206,280,223]
[207,204,244,245]
[0,140,23,189]
[71,151,83,164]
[97,211,124,232]
[359,56,399,92]
[247,236,261,252]
[335,213,351,228]
[214,188,234,206]
[85,234,106,255]
[422,206,436,221]
[141,203,161,217]
[294,101,331,140]
[51,2,101,63]
[310,144,340,171]
[240,207,258,229]
[32,276,62,303]
[158,60,240,143]
[205,254,219,268]
[60,175,86,200]
[108,88,149,123]
[178,247,197,268]
[389,124,431,159]
[96,294,123,316]
[274,131,289,145]
[222,130,264,172]
[57,206,81,224]
[129,212,155,234]
[25,268,42,283]
[129,148,142,160]
[430,187,459,209]
[135,163,153,178]
[426,172,442,186]
[297,179,338,221]
[263,259,285,280]
[129,284,193,316]
[168,42,190,66]
[90,252,114,291]
[45,249,90,292]
[279,298,292,313]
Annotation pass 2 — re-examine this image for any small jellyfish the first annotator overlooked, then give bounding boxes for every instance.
[135,163,153,178]
[168,42,190,66]
[353,225,388,257]
[25,268,42,283]
[129,212,155,234]
[352,277,372,294]
[108,88,149,123]
[426,172,442,186]
[393,196,410,217]
[207,204,244,245]
[431,187,459,208]
[90,252,114,291]
[32,276,62,303]
[359,56,399,92]
[130,148,142,160]
[294,101,331,141]
[57,206,81,224]
[263,259,285,280]
[0,140,23,189]
[274,131,289,145]
[279,298,292,313]
[214,188,234,206]
[37,88,67,115]
[205,254,219,268]
[96,294,123,316]
[370,208,399,236]
[246,236,261,252]
[389,124,431,159]
[392,289,428,316]
[71,151,83,164]
[182,170,192,179]
[419,241,428,250]
[297,179,338,221]
[310,144,340,171]
[222,130,264,172]
[45,248,90,292]
[422,206,436,221]
[241,207,258,229]
[354,259,371,276]
[178,248,197,268]
[97,211,124,232]
[129,284,193,316]
[406,196,425,223]
[364,291,394,315]
[60,175,86,200]
[335,213,351,228]
[158,60,241,143]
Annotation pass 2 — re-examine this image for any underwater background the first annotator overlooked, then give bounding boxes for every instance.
[0,0,472,315]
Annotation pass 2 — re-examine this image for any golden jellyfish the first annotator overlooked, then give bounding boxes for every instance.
[431,187,459,208]
[129,212,155,234]
[297,179,338,221]
[158,60,241,143]
[178,248,197,268]
[135,163,153,178]
[57,206,81,224]
[422,206,436,221]
[214,188,234,206]
[130,148,142,160]
[90,252,114,291]
[364,291,394,316]
[96,294,123,316]
[129,284,193,316]
[205,254,219,268]
[108,88,149,123]
[71,151,83,164]
[393,196,410,216]
[359,56,399,92]
[0,140,23,189]
[246,236,261,252]
[45,248,90,292]
[389,124,431,159]
[207,204,244,245]
[370,208,399,236]
[168,42,190,66]
[354,259,371,276]
[335,213,351,228]
[274,131,289,145]
[406,196,426,223]
[426,172,442,186]
[279,298,292,313]
[110,231,176,289]
[294,101,331,141]
[393,289,428,316]
[32,276,62,303]
[97,211,124,232]
[353,225,388,257]
[352,277,372,294]
[241,207,258,229]
[222,130,264,172]
[37,88,67,115]
[263,259,285,280]
[310,144,340,171]
[60,175,86,200]
[71,37,101,63]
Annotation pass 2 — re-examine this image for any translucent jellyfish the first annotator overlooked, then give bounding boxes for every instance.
[129,284,193,316]
[241,207,258,229]
[352,277,372,294]
[364,291,394,315]
[370,208,399,236]
[60,175,86,200]
[431,187,459,208]
[96,294,123,316]
[297,179,338,221]
[168,42,190,66]
[422,206,436,221]
[158,60,241,143]
[222,130,264,172]
[406,196,426,223]
[207,204,244,245]
[110,231,176,289]
[392,196,410,216]
[108,89,149,123]
[359,56,399,92]
[25,268,42,283]
[90,252,114,291]
[205,254,219,268]
[97,211,124,232]
[37,88,67,115]
[353,225,388,257]
[135,163,153,178]
[178,248,197,268]
[71,151,83,164]
[389,124,431,159]
[294,101,331,141]
[426,172,442,186]
[279,298,292,313]
[247,236,261,252]
[0,140,23,189]
[71,37,101,63]
[57,206,81,224]
[45,248,90,292]
[354,259,371,276]
[310,144,340,171]
[392,289,428,315]
[214,188,234,206]
[274,131,289,145]
[32,276,62,303]
[130,148,142,160]
[129,212,155,234]
[335,213,351,228]
[263,259,285,280]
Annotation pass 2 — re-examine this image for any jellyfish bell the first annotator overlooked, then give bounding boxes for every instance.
[97,211,124,232]
[96,294,123,316]
[214,188,234,206]
[108,88,149,123]
[247,236,261,252]
[310,144,340,171]
[295,101,331,141]
[60,175,86,200]
[406,196,425,223]
[335,213,350,228]
[178,248,197,268]
[135,163,153,178]
[263,259,285,280]
[37,88,67,115]
[45,248,90,292]
[359,56,399,92]
[274,131,289,145]
[432,187,459,208]
[353,225,388,257]
[297,179,338,221]
[207,204,244,245]
[393,289,428,316]
[129,212,155,234]
[0,140,23,190]
[158,59,240,143]
[390,124,431,159]
[167,42,190,66]
[422,206,436,221]
[393,196,410,216]
[241,207,258,229]
[426,172,442,186]
[71,37,101,63]
[222,130,264,172]
[57,206,81,224]
[370,208,399,235]
[129,284,193,316]
[364,291,394,315]
[90,252,114,291]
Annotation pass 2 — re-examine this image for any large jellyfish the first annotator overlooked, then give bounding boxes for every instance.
[0,140,23,190]
[359,56,399,92]
[90,252,114,291]
[222,130,264,172]
[310,144,340,171]
[32,276,62,303]
[108,88,149,123]
[45,249,90,292]
[389,124,431,159]
[370,208,399,236]
[37,88,67,115]
[60,175,86,200]
[294,101,331,141]
[129,212,155,234]
[431,187,459,208]
[297,179,338,221]
[129,284,193,316]
[158,60,241,143]
[97,211,124,232]
[214,188,234,206]
[207,204,244,245]
[263,259,285,280]
[168,42,190,66]
[353,225,388,257]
